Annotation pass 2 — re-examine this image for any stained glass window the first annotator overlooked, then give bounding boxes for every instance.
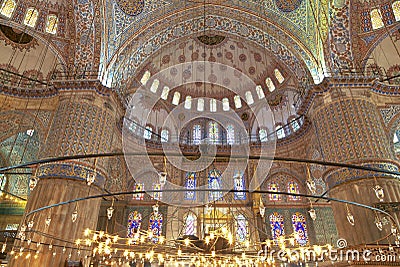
[193,124,201,145]
[153,183,162,200]
[184,212,197,236]
[371,9,384,29]
[290,118,300,132]
[161,86,169,100]
[24,8,39,27]
[149,211,163,242]
[236,214,248,242]
[172,92,181,105]
[197,98,204,112]
[268,182,281,201]
[256,85,265,99]
[208,169,222,201]
[234,170,246,200]
[222,98,230,111]
[133,183,144,200]
[184,96,192,109]
[210,98,217,112]
[45,14,58,34]
[127,211,142,237]
[209,121,219,144]
[150,79,159,93]
[276,125,285,139]
[266,78,275,92]
[144,126,152,140]
[140,70,151,85]
[259,129,268,142]
[227,124,235,145]
[0,0,16,18]
[292,212,308,246]
[185,172,196,200]
[269,212,285,244]
[234,95,242,109]
[288,181,300,201]
[393,1,400,21]
[274,69,285,83]
[245,91,254,105]
[161,129,169,142]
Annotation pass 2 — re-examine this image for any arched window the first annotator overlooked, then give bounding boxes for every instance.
[150,79,159,93]
[161,86,169,100]
[140,70,151,85]
[0,0,16,18]
[256,85,265,99]
[288,181,300,201]
[149,211,163,243]
[290,118,300,132]
[371,9,384,29]
[259,129,268,142]
[184,172,196,200]
[236,214,248,243]
[292,212,308,246]
[227,124,235,145]
[268,182,281,201]
[184,96,192,109]
[153,183,162,200]
[172,92,181,105]
[127,211,142,238]
[234,171,246,200]
[245,91,254,105]
[184,212,197,236]
[269,212,285,244]
[193,124,201,145]
[144,126,152,140]
[197,98,204,112]
[161,129,169,142]
[45,14,58,34]
[276,125,285,139]
[394,130,400,154]
[208,169,222,201]
[210,98,217,112]
[209,121,219,144]
[234,95,242,109]
[222,98,230,111]
[274,69,284,84]
[133,183,144,200]
[266,77,275,92]
[24,8,39,27]
[0,174,6,191]
[393,1,400,21]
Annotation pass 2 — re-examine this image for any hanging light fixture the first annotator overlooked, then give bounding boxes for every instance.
[107,199,115,220]
[259,197,266,218]
[45,216,51,227]
[27,220,34,230]
[29,177,38,191]
[153,203,159,215]
[346,204,355,226]
[375,214,383,231]
[391,224,398,235]
[1,243,6,253]
[159,157,168,186]
[373,185,384,202]
[306,165,316,194]
[72,206,78,223]
[87,159,97,186]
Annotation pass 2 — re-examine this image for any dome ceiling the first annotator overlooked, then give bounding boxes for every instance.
[101,0,329,89]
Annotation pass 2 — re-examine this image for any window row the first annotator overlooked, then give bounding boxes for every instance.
[140,68,285,111]
[132,169,246,201]
[267,181,301,201]
[362,1,400,32]
[269,212,308,246]
[0,0,58,34]
[127,210,163,243]
[259,117,303,142]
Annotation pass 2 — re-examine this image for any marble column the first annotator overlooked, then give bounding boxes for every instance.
[9,89,117,266]
[309,83,400,245]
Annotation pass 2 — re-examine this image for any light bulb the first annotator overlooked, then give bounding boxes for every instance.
[211,250,216,257]
[62,247,66,253]
[49,244,53,250]
[184,238,190,246]
[27,239,32,245]
[159,172,167,186]
[210,232,215,240]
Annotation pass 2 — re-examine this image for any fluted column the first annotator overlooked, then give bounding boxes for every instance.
[9,89,117,267]
[309,83,400,245]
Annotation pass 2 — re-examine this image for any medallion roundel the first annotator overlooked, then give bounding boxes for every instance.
[275,0,302,12]
[116,0,145,16]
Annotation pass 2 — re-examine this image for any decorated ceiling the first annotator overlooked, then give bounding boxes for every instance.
[100,0,330,88]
